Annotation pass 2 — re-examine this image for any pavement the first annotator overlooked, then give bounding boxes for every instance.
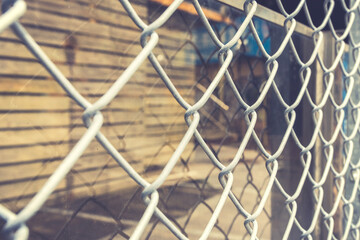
[26,145,272,240]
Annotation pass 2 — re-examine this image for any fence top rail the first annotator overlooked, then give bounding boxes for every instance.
[217,0,314,37]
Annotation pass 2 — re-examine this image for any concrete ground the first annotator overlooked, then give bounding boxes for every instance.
[27,145,272,240]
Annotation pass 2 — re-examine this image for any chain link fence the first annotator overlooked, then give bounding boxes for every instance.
[0,0,360,239]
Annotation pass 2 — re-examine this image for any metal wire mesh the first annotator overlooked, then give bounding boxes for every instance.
[1,0,360,239]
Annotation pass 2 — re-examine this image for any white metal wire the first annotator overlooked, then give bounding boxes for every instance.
[1,0,360,239]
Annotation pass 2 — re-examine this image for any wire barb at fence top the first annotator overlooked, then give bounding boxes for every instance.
[1,0,360,239]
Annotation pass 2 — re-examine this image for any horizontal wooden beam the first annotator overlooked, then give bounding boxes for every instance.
[150,0,233,24]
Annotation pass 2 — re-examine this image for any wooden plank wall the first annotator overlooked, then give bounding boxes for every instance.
[0,0,195,211]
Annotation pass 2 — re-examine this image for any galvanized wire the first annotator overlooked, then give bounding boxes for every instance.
[1,0,360,239]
